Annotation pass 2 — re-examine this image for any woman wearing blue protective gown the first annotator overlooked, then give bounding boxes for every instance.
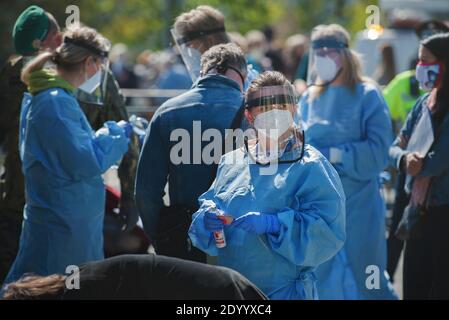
[3,27,129,286]
[189,71,346,300]
[298,24,397,299]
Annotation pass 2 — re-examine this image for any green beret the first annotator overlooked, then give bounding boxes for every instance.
[12,5,50,55]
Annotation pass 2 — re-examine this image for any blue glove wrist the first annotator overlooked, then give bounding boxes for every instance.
[232,212,280,235]
[204,210,224,232]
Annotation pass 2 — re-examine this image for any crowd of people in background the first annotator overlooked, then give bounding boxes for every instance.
[108,25,310,106]
[1,4,449,301]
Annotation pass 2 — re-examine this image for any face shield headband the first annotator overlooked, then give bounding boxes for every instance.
[174,27,226,45]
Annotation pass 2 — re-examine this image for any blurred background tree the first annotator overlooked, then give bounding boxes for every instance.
[0,0,378,62]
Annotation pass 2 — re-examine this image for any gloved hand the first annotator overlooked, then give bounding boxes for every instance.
[117,120,133,139]
[232,212,281,235]
[105,121,126,137]
[204,209,225,232]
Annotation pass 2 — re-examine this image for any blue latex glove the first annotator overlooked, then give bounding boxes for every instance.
[232,212,281,235]
[204,210,225,232]
[117,120,133,139]
[105,121,126,137]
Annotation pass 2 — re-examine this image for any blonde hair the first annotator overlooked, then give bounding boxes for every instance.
[3,274,66,300]
[21,25,109,86]
[174,5,228,52]
[309,24,364,101]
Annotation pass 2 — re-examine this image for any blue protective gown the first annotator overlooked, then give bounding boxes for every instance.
[188,145,346,300]
[299,82,398,299]
[3,88,129,284]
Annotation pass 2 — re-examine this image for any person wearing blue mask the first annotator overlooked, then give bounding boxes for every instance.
[135,43,248,263]
[188,71,346,300]
[298,24,397,300]
[2,26,130,286]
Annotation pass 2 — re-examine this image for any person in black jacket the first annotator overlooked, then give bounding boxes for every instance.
[2,254,267,300]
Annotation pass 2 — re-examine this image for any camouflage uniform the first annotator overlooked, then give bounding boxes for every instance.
[77,69,140,230]
[0,55,27,283]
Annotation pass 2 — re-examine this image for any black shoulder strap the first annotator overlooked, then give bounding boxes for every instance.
[208,102,245,186]
[229,103,245,131]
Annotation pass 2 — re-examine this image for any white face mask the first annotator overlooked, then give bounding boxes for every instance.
[79,66,102,94]
[314,55,339,82]
[254,109,294,140]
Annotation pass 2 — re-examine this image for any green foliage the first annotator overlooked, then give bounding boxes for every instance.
[181,0,284,34]
[1,0,379,62]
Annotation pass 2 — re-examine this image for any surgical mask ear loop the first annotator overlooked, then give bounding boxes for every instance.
[227,65,246,88]
[205,64,245,89]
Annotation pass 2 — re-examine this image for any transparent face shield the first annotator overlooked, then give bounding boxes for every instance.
[307,37,348,87]
[65,36,111,106]
[170,27,225,82]
[244,85,305,165]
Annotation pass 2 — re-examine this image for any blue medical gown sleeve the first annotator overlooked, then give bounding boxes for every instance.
[135,112,169,240]
[266,159,346,267]
[333,89,393,181]
[33,96,128,180]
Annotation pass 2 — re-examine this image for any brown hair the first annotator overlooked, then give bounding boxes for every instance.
[174,5,229,52]
[21,25,109,85]
[309,24,364,101]
[247,71,291,94]
[3,274,66,300]
[200,43,247,77]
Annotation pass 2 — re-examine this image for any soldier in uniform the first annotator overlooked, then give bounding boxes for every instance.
[0,6,61,283]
